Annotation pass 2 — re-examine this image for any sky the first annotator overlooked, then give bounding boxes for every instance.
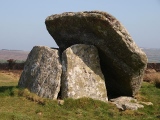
[0,0,160,51]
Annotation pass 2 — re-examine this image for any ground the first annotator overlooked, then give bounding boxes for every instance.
[0,69,160,120]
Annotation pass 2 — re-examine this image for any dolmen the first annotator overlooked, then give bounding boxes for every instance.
[18,11,147,102]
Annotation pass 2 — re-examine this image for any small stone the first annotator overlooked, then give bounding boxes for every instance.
[37,112,42,116]
[139,102,153,106]
[110,96,144,111]
[57,100,64,105]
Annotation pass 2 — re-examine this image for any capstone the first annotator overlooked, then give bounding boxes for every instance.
[45,11,148,97]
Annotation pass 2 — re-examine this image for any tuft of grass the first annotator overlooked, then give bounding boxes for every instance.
[155,78,160,88]
[18,88,46,105]
[0,86,18,97]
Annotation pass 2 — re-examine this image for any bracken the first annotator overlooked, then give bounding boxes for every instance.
[154,77,160,88]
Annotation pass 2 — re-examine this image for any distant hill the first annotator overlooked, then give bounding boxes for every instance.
[0,49,29,61]
[142,48,160,63]
[0,48,159,63]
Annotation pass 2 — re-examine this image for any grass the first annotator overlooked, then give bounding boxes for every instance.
[0,70,160,120]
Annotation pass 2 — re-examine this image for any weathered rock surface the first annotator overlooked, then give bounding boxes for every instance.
[18,46,62,99]
[61,44,108,102]
[45,11,148,97]
[110,96,144,111]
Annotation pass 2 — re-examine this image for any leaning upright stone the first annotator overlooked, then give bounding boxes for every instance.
[61,44,108,102]
[18,46,62,99]
[45,11,147,97]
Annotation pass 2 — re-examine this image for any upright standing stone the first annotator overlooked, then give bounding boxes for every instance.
[18,46,62,99]
[45,11,148,97]
[61,44,108,102]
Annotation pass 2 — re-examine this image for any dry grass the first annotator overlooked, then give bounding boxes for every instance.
[0,70,22,86]
[143,70,160,88]
[0,70,22,78]
[155,78,160,88]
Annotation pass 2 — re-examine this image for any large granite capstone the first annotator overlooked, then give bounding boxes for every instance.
[45,11,148,97]
[18,46,62,99]
[61,44,108,102]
